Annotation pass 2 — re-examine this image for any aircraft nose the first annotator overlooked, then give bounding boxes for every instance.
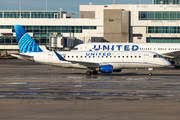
[164,60,172,66]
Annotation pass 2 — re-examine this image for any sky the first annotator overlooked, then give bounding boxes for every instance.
[0,0,152,18]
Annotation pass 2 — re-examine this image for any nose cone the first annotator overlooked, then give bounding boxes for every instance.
[164,60,172,66]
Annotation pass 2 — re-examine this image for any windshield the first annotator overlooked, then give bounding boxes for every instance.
[72,48,78,51]
[153,55,162,58]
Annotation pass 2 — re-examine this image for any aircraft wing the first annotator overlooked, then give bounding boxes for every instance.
[54,51,103,68]
[161,51,180,58]
[68,60,100,68]
[11,53,34,61]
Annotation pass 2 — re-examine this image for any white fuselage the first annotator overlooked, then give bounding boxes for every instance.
[72,43,180,58]
[23,51,171,70]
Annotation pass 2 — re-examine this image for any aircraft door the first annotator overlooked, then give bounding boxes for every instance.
[143,54,148,63]
[48,54,53,63]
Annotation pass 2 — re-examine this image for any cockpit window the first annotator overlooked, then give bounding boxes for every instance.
[153,55,162,58]
[158,55,162,58]
[153,55,157,58]
[72,48,78,51]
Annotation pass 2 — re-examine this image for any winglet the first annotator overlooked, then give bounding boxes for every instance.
[54,51,65,61]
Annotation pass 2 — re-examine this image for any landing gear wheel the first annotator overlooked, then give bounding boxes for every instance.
[174,65,179,69]
[92,70,98,75]
[148,73,152,76]
[86,71,92,76]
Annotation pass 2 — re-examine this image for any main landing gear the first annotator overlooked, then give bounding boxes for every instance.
[86,68,98,76]
[174,65,180,69]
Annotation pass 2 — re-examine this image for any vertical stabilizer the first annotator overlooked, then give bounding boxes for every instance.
[14,25,43,53]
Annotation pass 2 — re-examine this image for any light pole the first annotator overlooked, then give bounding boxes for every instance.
[46,0,47,11]
[19,0,21,18]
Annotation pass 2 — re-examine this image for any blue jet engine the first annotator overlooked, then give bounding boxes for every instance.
[99,65,113,73]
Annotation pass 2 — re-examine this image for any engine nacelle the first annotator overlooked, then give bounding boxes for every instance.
[113,69,122,72]
[99,65,113,73]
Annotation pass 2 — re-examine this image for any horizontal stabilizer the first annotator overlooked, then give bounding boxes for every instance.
[11,53,34,61]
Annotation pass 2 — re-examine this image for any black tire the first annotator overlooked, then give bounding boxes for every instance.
[92,70,98,75]
[174,66,180,69]
[86,71,91,76]
[148,73,152,76]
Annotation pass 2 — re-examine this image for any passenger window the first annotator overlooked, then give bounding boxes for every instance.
[102,56,104,58]
[114,56,116,58]
[127,56,128,58]
[122,56,124,58]
[110,56,112,58]
[89,56,91,58]
[76,56,78,58]
[85,56,86,58]
[93,56,95,58]
[106,56,108,58]
[135,56,137,58]
[72,56,74,58]
[81,56,82,58]
[131,56,133,58]
[68,56,69,58]
[118,56,120,58]
[139,56,141,58]
[153,55,157,58]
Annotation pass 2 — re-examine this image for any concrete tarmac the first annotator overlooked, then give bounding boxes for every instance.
[1,59,180,120]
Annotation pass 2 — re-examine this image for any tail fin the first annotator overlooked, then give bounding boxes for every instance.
[14,25,43,53]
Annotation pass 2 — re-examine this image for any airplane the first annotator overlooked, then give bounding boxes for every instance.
[11,25,171,76]
[72,42,180,69]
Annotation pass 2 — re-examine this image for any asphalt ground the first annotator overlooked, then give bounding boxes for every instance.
[0,59,180,120]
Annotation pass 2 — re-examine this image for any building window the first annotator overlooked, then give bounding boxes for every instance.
[139,11,180,20]
[147,26,180,33]
[154,0,180,4]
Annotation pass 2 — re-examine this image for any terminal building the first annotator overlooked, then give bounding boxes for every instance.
[1,0,180,54]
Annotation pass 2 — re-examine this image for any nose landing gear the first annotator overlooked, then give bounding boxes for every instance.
[148,68,153,76]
